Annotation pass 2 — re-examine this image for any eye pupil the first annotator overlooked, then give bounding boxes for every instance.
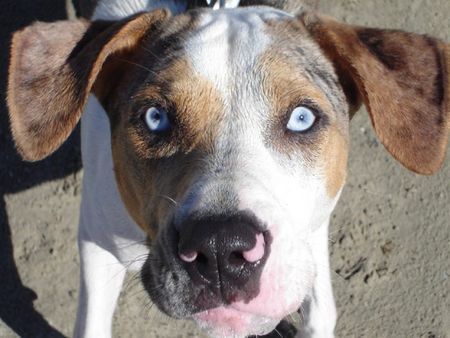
[151,111,161,121]
[298,114,305,121]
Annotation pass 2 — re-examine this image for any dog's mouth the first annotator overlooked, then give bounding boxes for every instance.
[141,209,316,338]
[141,222,315,337]
[192,306,279,337]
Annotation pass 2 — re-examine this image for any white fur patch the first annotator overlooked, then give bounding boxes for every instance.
[186,8,289,98]
[176,8,341,334]
[93,0,187,20]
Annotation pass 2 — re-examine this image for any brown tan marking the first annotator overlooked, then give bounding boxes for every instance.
[262,16,349,113]
[128,58,224,159]
[301,13,450,175]
[7,9,170,161]
[321,126,348,197]
[257,21,350,196]
[109,53,225,235]
[259,50,338,149]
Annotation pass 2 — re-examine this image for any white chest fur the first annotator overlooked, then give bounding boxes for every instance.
[79,95,148,270]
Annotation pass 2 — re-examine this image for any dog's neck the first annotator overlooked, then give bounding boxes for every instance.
[91,0,314,21]
[92,0,241,20]
[93,0,189,20]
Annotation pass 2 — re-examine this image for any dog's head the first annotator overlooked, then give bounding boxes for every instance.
[7,6,450,337]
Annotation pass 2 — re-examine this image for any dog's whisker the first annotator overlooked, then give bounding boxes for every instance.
[142,298,154,316]
[123,279,141,293]
[157,194,178,206]
[114,239,149,250]
[147,283,165,292]
[101,267,128,287]
[123,272,144,291]
[314,262,346,281]
[288,313,299,326]
[274,328,283,338]
[114,56,165,79]
[138,45,177,64]
[297,304,305,324]
[122,253,150,262]
[102,257,145,269]
[127,286,154,299]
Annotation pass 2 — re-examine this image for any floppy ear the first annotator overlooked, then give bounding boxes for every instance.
[7,9,169,161]
[301,13,450,175]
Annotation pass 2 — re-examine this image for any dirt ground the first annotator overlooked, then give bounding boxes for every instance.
[0,0,449,337]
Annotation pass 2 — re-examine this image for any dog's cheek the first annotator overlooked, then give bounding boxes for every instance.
[321,126,349,198]
[110,133,159,238]
[264,239,315,316]
[233,237,315,319]
[235,178,320,317]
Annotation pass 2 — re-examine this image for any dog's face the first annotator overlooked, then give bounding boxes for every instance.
[108,8,349,335]
[7,6,450,338]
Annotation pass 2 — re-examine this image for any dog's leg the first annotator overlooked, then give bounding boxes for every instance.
[296,221,336,338]
[74,229,126,338]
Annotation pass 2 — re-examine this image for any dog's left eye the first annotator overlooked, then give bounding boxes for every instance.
[144,107,171,132]
[286,106,316,132]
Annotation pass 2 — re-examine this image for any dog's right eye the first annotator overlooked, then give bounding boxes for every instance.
[144,107,171,133]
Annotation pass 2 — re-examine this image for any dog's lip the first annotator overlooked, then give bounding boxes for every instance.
[192,305,274,324]
[192,306,253,334]
[192,306,277,337]
[193,306,251,319]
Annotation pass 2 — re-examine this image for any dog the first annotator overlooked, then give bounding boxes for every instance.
[6,0,449,336]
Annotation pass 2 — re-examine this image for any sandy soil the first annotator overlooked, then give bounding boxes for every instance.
[0,0,449,337]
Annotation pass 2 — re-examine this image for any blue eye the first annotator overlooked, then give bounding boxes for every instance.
[286,106,317,132]
[145,107,170,132]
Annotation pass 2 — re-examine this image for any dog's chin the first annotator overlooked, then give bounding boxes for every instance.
[192,307,279,338]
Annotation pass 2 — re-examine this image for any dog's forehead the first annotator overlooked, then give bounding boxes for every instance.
[151,7,346,115]
[182,8,291,82]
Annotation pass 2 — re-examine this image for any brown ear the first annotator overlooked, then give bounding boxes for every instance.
[7,9,169,161]
[301,13,450,175]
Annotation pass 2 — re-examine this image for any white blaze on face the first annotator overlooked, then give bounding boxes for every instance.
[182,8,342,336]
[186,8,289,96]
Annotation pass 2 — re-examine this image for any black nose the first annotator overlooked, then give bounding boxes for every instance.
[177,212,270,303]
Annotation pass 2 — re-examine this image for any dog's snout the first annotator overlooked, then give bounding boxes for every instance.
[177,212,270,303]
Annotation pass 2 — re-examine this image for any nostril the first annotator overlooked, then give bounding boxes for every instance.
[228,251,245,265]
[195,252,211,279]
[196,252,208,266]
[242,233,265,263]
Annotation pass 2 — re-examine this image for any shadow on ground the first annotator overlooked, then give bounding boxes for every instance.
[0,1,81,337]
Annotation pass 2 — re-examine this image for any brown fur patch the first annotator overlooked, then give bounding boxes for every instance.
[108,51,224,234]
[259,49,336,116]
[263,16,349,113]
[128,58,224,159]
[301,13,450,175]
[7,9,170,161]
[259,50,339,158]
[322,126,348,197]
[256,22,350,196]
[8,19,90,161]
